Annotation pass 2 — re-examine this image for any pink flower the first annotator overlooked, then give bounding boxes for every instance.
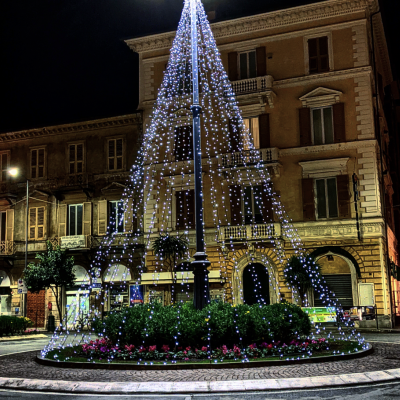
[249,343,256,350]
[267,344,273,350]
[184,357,189,361]
[149,345,157,352]
[221,345,228,355]
[138,346,146,353]
[161,345,170,353]
[185,346,191,352]
[201,346,208,352]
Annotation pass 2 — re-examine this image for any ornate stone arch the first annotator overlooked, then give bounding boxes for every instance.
[232,250,280,305]
[309,246,360,307]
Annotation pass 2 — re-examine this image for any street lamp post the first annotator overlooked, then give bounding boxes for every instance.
[9,168,29,318]
[189,0,210,309]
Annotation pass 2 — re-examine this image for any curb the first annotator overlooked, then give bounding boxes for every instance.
[0,334,49,342]
[35,345,374,370]
[0,369,399,394]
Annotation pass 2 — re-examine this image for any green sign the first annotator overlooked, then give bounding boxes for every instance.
[302,307,336,323]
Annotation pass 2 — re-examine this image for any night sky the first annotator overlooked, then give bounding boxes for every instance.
[1,0,399,134]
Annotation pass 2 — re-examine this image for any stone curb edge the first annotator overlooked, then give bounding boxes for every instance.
[0,369,399,394]
[0,334,49,342]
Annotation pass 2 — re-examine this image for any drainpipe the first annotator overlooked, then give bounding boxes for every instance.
[370,8,394,328]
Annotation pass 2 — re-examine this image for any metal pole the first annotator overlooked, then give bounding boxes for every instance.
[24,179,29,317]
[190,0,210,309]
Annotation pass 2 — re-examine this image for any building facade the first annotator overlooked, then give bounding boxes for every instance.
[126,0,399,327]
[0,113,143,327]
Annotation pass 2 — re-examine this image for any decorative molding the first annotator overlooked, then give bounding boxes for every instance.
[279,138,376,157]
[299,157,349,178]
[0,114,142,143]
[352,24,369,68]
[125,0,378,54]
[354,75,375,140]
[299,87,343,107]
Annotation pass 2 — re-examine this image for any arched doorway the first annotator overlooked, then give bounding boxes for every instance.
[314,254,355,309]
[243,263,270,305]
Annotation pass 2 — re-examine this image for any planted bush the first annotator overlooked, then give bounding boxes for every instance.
[0,316,33,337]
[92,302,311,349]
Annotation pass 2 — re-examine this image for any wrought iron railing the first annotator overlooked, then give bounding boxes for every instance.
[219,148,278,168]
[0,241,15,255]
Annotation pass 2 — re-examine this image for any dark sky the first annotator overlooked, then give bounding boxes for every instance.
[1,0,399,133]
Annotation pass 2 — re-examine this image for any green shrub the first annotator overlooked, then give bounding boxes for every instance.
[0,316,33,336]
[92,302,311,348]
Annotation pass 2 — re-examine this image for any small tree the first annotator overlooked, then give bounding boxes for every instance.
[284,255,321,306]
[152,233,189,303]
[24,241,75,321]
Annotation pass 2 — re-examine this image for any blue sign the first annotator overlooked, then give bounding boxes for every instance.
[130,285,144,305]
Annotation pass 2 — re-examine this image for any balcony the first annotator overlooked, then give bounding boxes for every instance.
[0,241,15,255]
[219,148,279,168]
[218,223,281,242]
[231,75,273,96]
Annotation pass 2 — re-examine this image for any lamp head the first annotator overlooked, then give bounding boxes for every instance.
[8,168,19,177]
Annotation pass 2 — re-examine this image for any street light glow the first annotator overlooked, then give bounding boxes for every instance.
[8,168,19,177]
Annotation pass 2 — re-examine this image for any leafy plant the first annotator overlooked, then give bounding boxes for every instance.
[0,316,32,336]
[152,233,189,303]
[24,241,75,321]
[283,255,322,305]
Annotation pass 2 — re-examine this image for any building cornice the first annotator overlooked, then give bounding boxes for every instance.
[0,113,142,143]
[125,0,378,54]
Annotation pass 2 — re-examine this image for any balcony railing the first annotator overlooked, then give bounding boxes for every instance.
[219,148,279,168]
[231,75,273,96]
[218,223,281,242]
[0,241,15,255]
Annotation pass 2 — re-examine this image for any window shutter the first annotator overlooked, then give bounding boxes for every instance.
[230,185,242,225]
[31,150,37,179]
[98,200,108,235]
[229,121,240,153]
[83,202,92,236]
[333,103,346,143]
[38,149,45,178]
[123,198,134,233]
[176,191,184,229]
[6,209,14,242]
[58,204,67,237]
[29,208,36,240]
[228,52,238,81]
[337,175,351,218]
[259,114,270,148]
[256,46,266,77]
[37,207,45,239]
[302,178,316,221]
[299,108,312,146]
[262,185,273,222]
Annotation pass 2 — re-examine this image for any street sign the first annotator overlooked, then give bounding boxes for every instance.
[17,279,28,294]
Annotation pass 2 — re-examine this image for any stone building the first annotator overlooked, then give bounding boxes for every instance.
[126,0,399,327]
[0,113,143,327]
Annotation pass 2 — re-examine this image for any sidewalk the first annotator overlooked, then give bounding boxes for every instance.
[0,334,50,342]
[0,342,399,394]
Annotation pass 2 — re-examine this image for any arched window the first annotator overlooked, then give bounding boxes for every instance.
[243,263,270,306]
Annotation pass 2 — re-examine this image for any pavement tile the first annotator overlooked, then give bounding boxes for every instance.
[339,373,372,384]
[209,380,246,391]
[278,377,315,389]
[309,375,346,387]
[364,371,395,382]
[243,379,280,390]
[384,368,400,378]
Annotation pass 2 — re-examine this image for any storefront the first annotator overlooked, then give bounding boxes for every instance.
[65,265,90,328]
[103,264,131,312]
[0,270,11,315]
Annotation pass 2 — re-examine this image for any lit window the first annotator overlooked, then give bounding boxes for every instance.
[243,117,260,149]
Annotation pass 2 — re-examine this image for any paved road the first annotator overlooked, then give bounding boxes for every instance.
[1,381,400,399]
[0,338,51,356]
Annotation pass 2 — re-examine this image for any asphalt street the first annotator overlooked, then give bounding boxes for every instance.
[0,337,51,356]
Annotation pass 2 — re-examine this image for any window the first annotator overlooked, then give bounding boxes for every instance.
[69,143,84,174]
[239,50,257,80]
[108,138,123,171]
[243,186,263,224]
[0,212,6,242]
[311,107,333,145]
[243,117,260,149]
[109,201,124,234]
[68,204,83,236]
[308,36,329,74]
[174,125,193,162]
[0,153,8,182]
[177,62,192,95]
[29,207,45,240]
[31,148,45,179]
[176,190,195,229]
[315,177,338,219]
